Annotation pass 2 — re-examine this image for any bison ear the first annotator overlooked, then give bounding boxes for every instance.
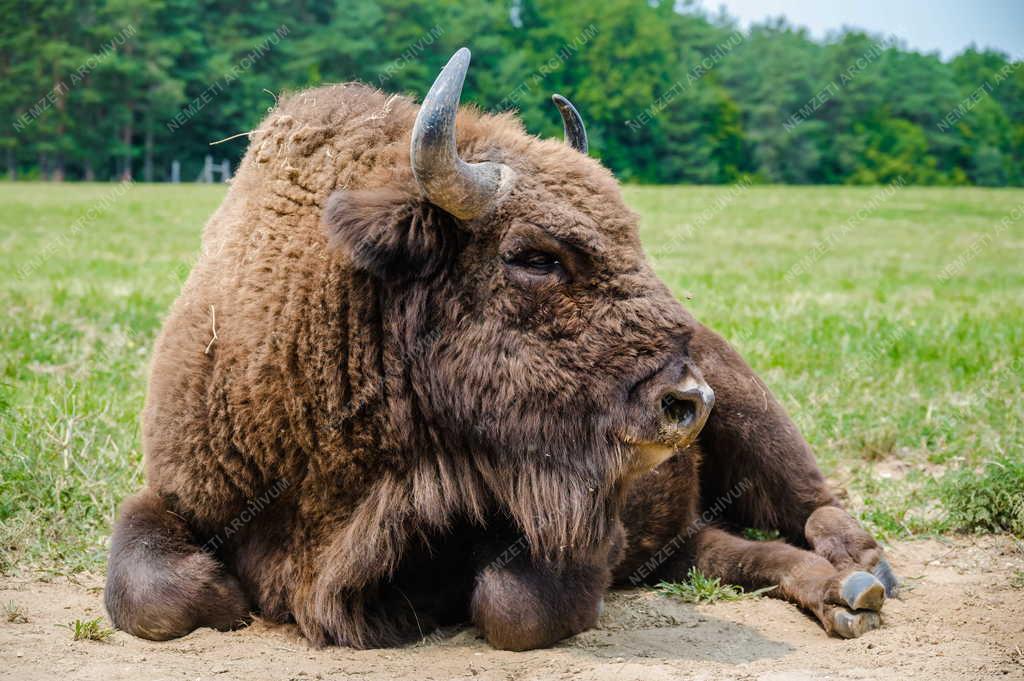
[323,187,460,279]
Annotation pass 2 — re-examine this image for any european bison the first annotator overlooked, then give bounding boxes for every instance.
[105,48,896,650]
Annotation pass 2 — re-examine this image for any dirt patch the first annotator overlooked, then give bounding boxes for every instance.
[2,536,1023,680]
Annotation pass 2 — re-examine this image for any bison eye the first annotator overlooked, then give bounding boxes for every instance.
[503,249,561,274]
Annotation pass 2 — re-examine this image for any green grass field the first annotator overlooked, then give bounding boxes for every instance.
[2,182,1022,575]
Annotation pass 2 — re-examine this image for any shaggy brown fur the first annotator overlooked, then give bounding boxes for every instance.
[106,82,894,649]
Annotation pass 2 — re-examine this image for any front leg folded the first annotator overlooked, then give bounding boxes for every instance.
[686,527,886,638]
[470,539,610,651]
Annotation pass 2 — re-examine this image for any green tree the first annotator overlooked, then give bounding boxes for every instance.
[4,0,1023,185]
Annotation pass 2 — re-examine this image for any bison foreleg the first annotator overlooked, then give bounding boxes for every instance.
[470,542,608,651]
[682,527,886,638]
[104,488,251,640]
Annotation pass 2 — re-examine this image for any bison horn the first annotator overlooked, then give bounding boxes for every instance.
[410,47,508,220]
[551,94,588,154]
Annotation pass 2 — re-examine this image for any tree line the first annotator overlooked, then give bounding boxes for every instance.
[2,0,1022,185]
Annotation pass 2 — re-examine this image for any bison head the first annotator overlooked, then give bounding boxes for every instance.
[323,49,712,564]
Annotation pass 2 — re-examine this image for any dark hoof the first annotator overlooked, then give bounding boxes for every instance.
[872,558,899,597]
[831,608,882,639]
[840,571,885,611]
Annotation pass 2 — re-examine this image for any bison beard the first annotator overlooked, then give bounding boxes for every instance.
[105,49,896,650]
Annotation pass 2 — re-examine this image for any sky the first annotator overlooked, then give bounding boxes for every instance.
[700,0,1024,60]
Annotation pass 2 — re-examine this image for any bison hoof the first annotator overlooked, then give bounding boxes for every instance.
[872,558,899,597]
[830,607,882,639]
[840,571,885,612]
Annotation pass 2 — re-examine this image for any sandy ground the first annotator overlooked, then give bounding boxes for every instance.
[1,536,1022,681]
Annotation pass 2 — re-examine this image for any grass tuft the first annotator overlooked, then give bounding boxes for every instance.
[63,616,115,642]
[656,567,776,604]
[742,528,781,541]
[4,601,28,623]
[938,456,1024,535]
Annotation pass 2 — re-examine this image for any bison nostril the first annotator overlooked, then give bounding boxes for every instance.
[661,394,697,427]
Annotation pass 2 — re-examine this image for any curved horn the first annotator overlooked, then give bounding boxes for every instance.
[410,48,506,220]
[551,94,588,154]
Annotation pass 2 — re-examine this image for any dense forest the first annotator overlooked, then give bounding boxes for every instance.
[3,0,1022,185]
